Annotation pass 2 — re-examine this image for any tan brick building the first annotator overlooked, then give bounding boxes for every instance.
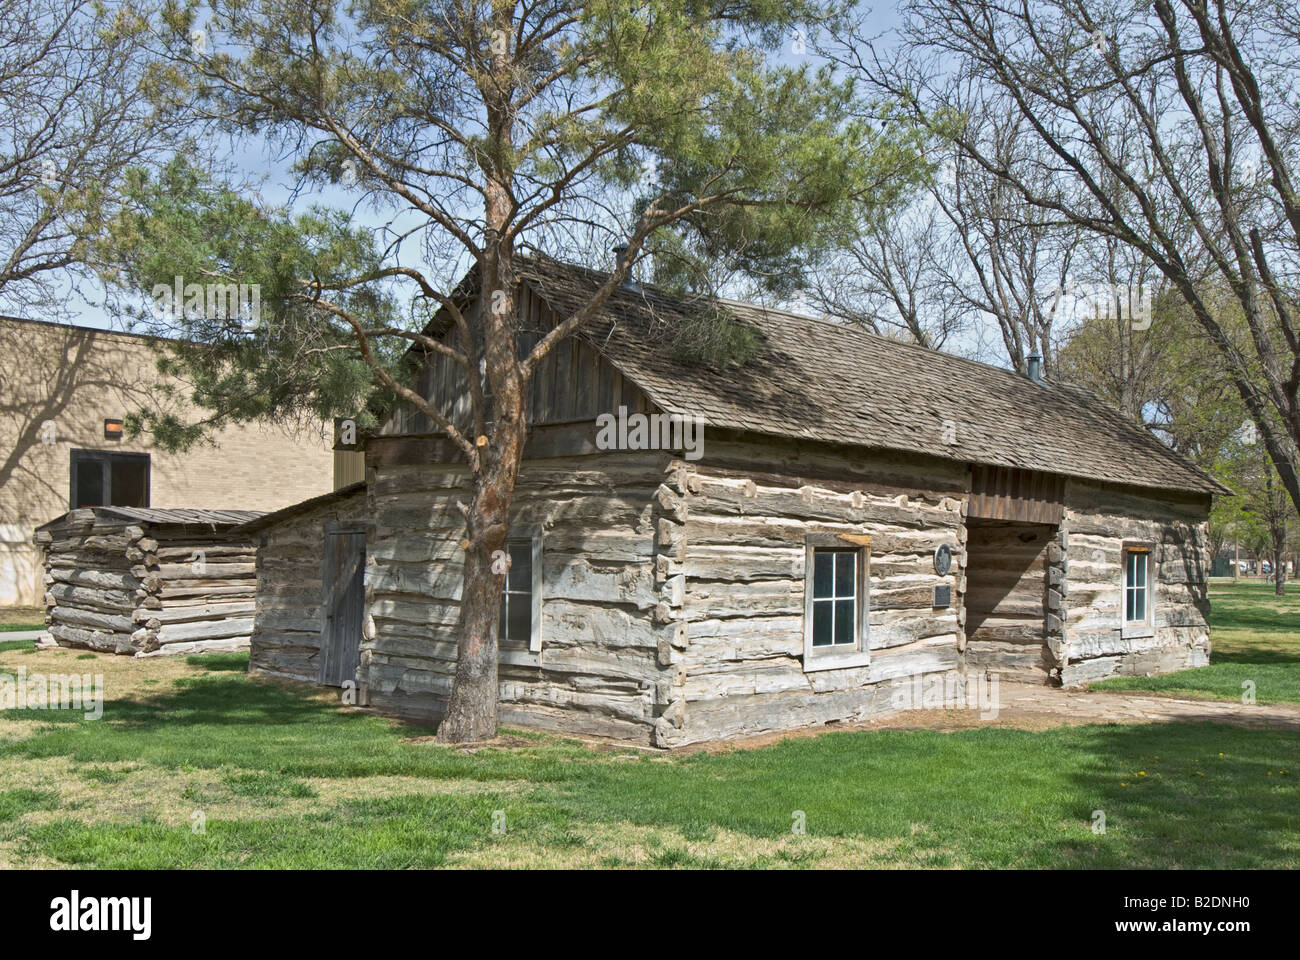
[1,315,349,606]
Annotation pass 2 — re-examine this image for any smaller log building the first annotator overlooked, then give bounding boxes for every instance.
[36,507,262,656]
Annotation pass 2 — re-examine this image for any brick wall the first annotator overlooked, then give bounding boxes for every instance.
[0,317,337,605]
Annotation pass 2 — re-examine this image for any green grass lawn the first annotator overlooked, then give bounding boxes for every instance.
[1094,579,1300,705]
[0,642,1296,868]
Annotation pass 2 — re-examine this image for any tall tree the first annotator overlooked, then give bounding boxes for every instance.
[930,110,1080,375]
[115,0,920,741]
[0,0,174,317]
[1055,283,1217,437]
[1218,433,1295,595]
[1057,278,1298,592]
[839,0,1300,515]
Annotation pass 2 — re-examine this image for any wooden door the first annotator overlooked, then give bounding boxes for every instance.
[320,526,365,687]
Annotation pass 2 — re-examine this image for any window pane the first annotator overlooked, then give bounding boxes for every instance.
[835,551,856,598]
[498,593,510,640]
[507,591,531,643]
[73,455,105,508]
[1125,552,1150,623]
[813,552,833,599]
[812,599,833,646]
[110,457,148,507]
[508,542,532,592]
[834,599,855,645]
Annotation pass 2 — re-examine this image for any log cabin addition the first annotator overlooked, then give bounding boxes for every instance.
[237,484,367,683]
[246,257,1226,746]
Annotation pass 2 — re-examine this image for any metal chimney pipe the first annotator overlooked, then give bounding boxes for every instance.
[612,242,637,290]
[1026,353,1043,384]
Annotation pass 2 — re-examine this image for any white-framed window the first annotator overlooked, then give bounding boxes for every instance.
[499,525,542,654]
[803,533,871,672]
[1121,541,1155,638]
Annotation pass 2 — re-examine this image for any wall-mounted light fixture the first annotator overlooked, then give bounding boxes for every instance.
[103,419,124,441]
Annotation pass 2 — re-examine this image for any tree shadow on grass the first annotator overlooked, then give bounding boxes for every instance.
[1046,721,1298,868]
[183,652,251,672]
[553,721,1300,868]
[25,673,347,729]
[1209,585,1300,648]
[0,672,582,784]
[1214,647,1300,666]
[1214,607,1300,633]
[0,674,434,775]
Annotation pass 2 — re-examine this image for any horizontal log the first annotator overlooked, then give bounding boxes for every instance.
[136,637,250,658]
[154,544,255,561]
[49,605,134,633]
[157,584,254,600]
[967,620,1045,644]
[48,623,125,652]
[156,562,256,579]
[46,582,135,612]
[690,476,959,529]
[157,617,255,644]
[140,601,256,625]
[43,534,133,555]
[46,568,140,591]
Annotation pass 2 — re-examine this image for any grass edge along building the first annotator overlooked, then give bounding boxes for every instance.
[243,257,1226,747]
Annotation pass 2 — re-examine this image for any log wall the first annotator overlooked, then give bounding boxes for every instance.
[345,434,1212,746]
[36,511,257,656]
[1058,479,1211,685]
[247,488,368,682]
[655,438,969,746]
[361,450,677,743]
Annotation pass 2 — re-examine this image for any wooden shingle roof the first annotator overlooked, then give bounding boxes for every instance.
[233,482,366,534]
[37,507,264,532]
[515,257,1224,496]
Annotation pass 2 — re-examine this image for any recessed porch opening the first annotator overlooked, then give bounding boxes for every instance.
[965,519,1056,682]
[963,465,1066,684]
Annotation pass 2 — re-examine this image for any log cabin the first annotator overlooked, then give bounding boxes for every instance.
[36,507,263,656]
[245,257,1226,746]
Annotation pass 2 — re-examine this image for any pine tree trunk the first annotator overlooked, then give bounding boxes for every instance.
[436,220,526,742]
[436,68,525,742]
[436,514,506,742]
[436,427,523,742]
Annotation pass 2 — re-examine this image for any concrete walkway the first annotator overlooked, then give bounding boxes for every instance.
[868,681,1300,733]
[0,630,51,645]
[678,682,1300,754]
